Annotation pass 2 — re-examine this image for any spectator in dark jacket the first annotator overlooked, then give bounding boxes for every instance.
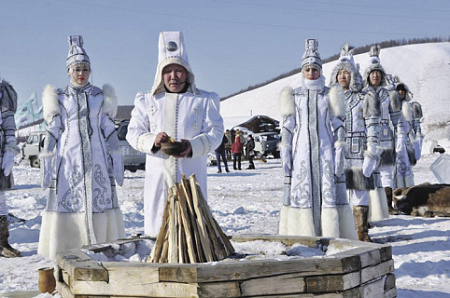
[246,135,256,169]
[215,134,230,173]
[231,136,243,170]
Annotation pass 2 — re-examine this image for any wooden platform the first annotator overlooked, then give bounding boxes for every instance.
[56,235,397,297]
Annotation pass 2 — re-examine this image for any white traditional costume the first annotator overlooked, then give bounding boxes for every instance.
[38,36,125,260]
[329,44,382,241]
[279,39,356,239]
[126,32,224,237]
[393,77,424,188]
[362,45,400,220]
[0,80,22,257]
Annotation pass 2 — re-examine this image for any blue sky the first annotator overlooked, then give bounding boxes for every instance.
[1,0,449,106]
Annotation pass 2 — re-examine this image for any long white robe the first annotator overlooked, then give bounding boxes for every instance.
[38,84,125,260]
[126,89,223,237]
[279,82,355,238]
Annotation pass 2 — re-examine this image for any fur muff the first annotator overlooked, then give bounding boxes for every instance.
[344,167,375,190]
[380,149,396,165]
[412,102,423,118]
[328,84,346,119]
[402,100,412,122]
[279,86,295,118]
[102,84,118,118]
[389,91,401,112]
[42,84,59,124]
[363,90,381,118]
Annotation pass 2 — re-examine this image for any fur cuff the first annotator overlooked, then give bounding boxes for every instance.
[279,86,295,118]
[328,84,346,118]
[389,90,401,112]
[402,100,412,122]
[102,84,118,118]
[42,84,59,124]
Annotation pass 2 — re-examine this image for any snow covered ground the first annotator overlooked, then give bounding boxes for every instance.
[0,146,449,297]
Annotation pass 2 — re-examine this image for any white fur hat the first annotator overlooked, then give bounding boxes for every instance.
[151,31,196,96]
[329,43,363,92]
[363,44,387,87]
[301,39,322,69]
[66,35,90,69]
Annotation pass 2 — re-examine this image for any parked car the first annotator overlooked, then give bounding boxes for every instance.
[22,131,45,168]
[116,120,146,172]
[253,131,280,158]
[21,122,145,172]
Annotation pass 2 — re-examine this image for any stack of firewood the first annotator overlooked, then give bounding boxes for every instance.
[148,174,234,263]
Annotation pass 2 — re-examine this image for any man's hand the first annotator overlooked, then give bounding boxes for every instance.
[154,132,169,148]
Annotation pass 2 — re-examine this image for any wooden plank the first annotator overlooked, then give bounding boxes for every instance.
[361,277,385,297]
[56,249,108,282]
[195,257,353,283]
[306,271,360,292]
[231,234,320,248]
[159,265,199,283]
[379,245,392,262]
[332,246,380,269]
[384,287,398,298]
[102,262,160,284]
[384,273,396,291]
[70,280,199,297]
[240,272,306,296]
[56,280,75,298]
[198,281,241,297]
[360,260,394,284]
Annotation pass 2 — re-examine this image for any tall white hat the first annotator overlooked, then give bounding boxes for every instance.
[301,39,322,69]
[151,31,196,95]
[66,35,90,69]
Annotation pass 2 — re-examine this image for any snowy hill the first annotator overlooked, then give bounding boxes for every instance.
[221,42,450,142]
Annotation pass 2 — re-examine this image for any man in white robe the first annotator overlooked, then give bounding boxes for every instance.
[126,32,224,237]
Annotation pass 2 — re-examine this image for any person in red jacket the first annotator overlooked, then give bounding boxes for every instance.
[231,136,243,170]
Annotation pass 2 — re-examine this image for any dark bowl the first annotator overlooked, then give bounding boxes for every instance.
[160,141,188,155]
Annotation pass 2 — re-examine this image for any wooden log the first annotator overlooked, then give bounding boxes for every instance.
[177,182,198,263]
[192,177,233,258]
[189,175,214,262]
[181,178,206,263]
[168,194,179,263]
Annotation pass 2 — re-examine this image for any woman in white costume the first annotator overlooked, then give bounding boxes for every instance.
[393,78,424,189]
[0,80,21,257]
[362,45,401,220]
[279,39,356,239]
[329,44,381,241]
[38,35,126,260]
[126,32,224,237]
